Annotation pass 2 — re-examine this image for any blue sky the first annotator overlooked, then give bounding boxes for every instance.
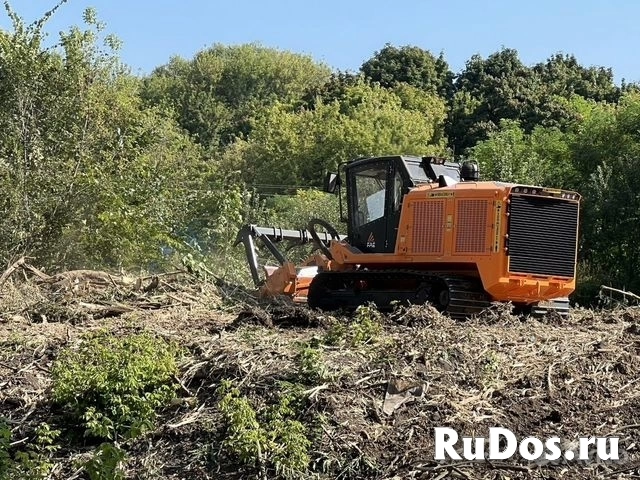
[2,1,639,83]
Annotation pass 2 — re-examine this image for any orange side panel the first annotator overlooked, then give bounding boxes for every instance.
[411,200,445,254]
[454,199,490,255]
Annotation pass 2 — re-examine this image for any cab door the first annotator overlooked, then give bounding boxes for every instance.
[385,161,404,252]
[348,159,401,253]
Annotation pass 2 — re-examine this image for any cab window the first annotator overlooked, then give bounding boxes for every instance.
[353,164,387,227]
[392,169,403,212]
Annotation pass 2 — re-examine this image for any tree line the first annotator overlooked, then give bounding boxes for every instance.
[1,3,638,300]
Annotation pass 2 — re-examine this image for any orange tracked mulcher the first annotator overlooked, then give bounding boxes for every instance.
[236,155,581,318]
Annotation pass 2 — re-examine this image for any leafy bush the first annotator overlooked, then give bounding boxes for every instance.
[217,381,311,479]
[51,332,179,440]
[0,419,10,478]
[296,346,330,384]
[0,423,62,480]
[11,424,60,480]
[83,443,126,480]
[324,304,382,347]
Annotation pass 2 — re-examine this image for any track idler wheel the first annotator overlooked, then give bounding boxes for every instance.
[438,288,451,309]
[414,280,450,312]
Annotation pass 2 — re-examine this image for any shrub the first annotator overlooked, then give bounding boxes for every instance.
[0,419,10,478]
[83,443,126,480]
[296,346,330,384]
[9,423,60,480]
[217,381,311,479]
[51,332,179,440]
[324,304,382,346]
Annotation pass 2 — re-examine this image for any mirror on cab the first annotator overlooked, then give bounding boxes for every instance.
[323,172,339,193]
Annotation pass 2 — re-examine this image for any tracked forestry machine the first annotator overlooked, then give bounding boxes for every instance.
[236,155,581,319]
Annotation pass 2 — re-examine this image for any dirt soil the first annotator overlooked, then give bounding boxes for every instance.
[0,269,639,480]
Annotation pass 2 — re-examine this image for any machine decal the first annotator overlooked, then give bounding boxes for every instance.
[446,214,453,230]
[493,200,503,252]
[428,191,454,198]
[366,232,376,249]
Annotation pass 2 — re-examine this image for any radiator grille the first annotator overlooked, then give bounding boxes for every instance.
[508,195,578,277]
[411,200,444,254]
[455,199,488,254]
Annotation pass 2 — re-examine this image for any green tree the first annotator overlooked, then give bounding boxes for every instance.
[448,48,539,152]
[0,3,120,263]
[361,44,454,100]
[470,120,538,184]
[300,71,362,109]
[262,189,341,231]
[569,98,620,183]
[571,93,640,292]
[449,48,621,154]
[581,155,640,292]
[470,120,574,188]
[141,44,332,149]
[533,53,619,103]
[229,80,448,189]
[0,3,214,269]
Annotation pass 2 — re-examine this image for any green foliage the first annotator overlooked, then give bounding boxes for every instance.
[67,99,207,268]
[51,332,179,440]
[230,79,447,188]
[83,443,126,480]
[324,305,382,347]
[296,346,330,384]
[217,381,311,479]
[0,419,63,480]
[470,119,575,187]
[11,424,60,480]
[0,419,10,478]
[448,48,619,153]
[361,44,454,100]
[566,93,640,293]
[573,261,607,306]
[350,305,384,345]
[0,2,208,269]
[449,48,536,151]
[479,350,502,389]
[300,72,362,109]
[470,120,533,183]
[581,155,640,291]
[262,189,341,231]
[217,382,267,467]
[533,53,619,103]
[179,168,251,253]
[141,44,331,148]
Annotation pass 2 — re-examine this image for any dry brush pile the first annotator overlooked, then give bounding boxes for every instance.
[0,262,639,479]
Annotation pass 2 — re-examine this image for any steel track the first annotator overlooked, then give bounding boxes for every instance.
[307,270,492,320]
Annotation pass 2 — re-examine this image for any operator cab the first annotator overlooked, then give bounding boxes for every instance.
[336,155,478,253]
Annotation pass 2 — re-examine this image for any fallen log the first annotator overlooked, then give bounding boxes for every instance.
[0,257,27,286]
[600,285,640,302]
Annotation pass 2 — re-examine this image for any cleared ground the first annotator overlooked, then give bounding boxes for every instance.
[0,268,639,479]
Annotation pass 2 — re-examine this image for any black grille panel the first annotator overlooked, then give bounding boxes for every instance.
[508,195,578,277]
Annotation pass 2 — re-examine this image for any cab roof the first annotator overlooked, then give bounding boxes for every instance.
[346,155,465,185]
